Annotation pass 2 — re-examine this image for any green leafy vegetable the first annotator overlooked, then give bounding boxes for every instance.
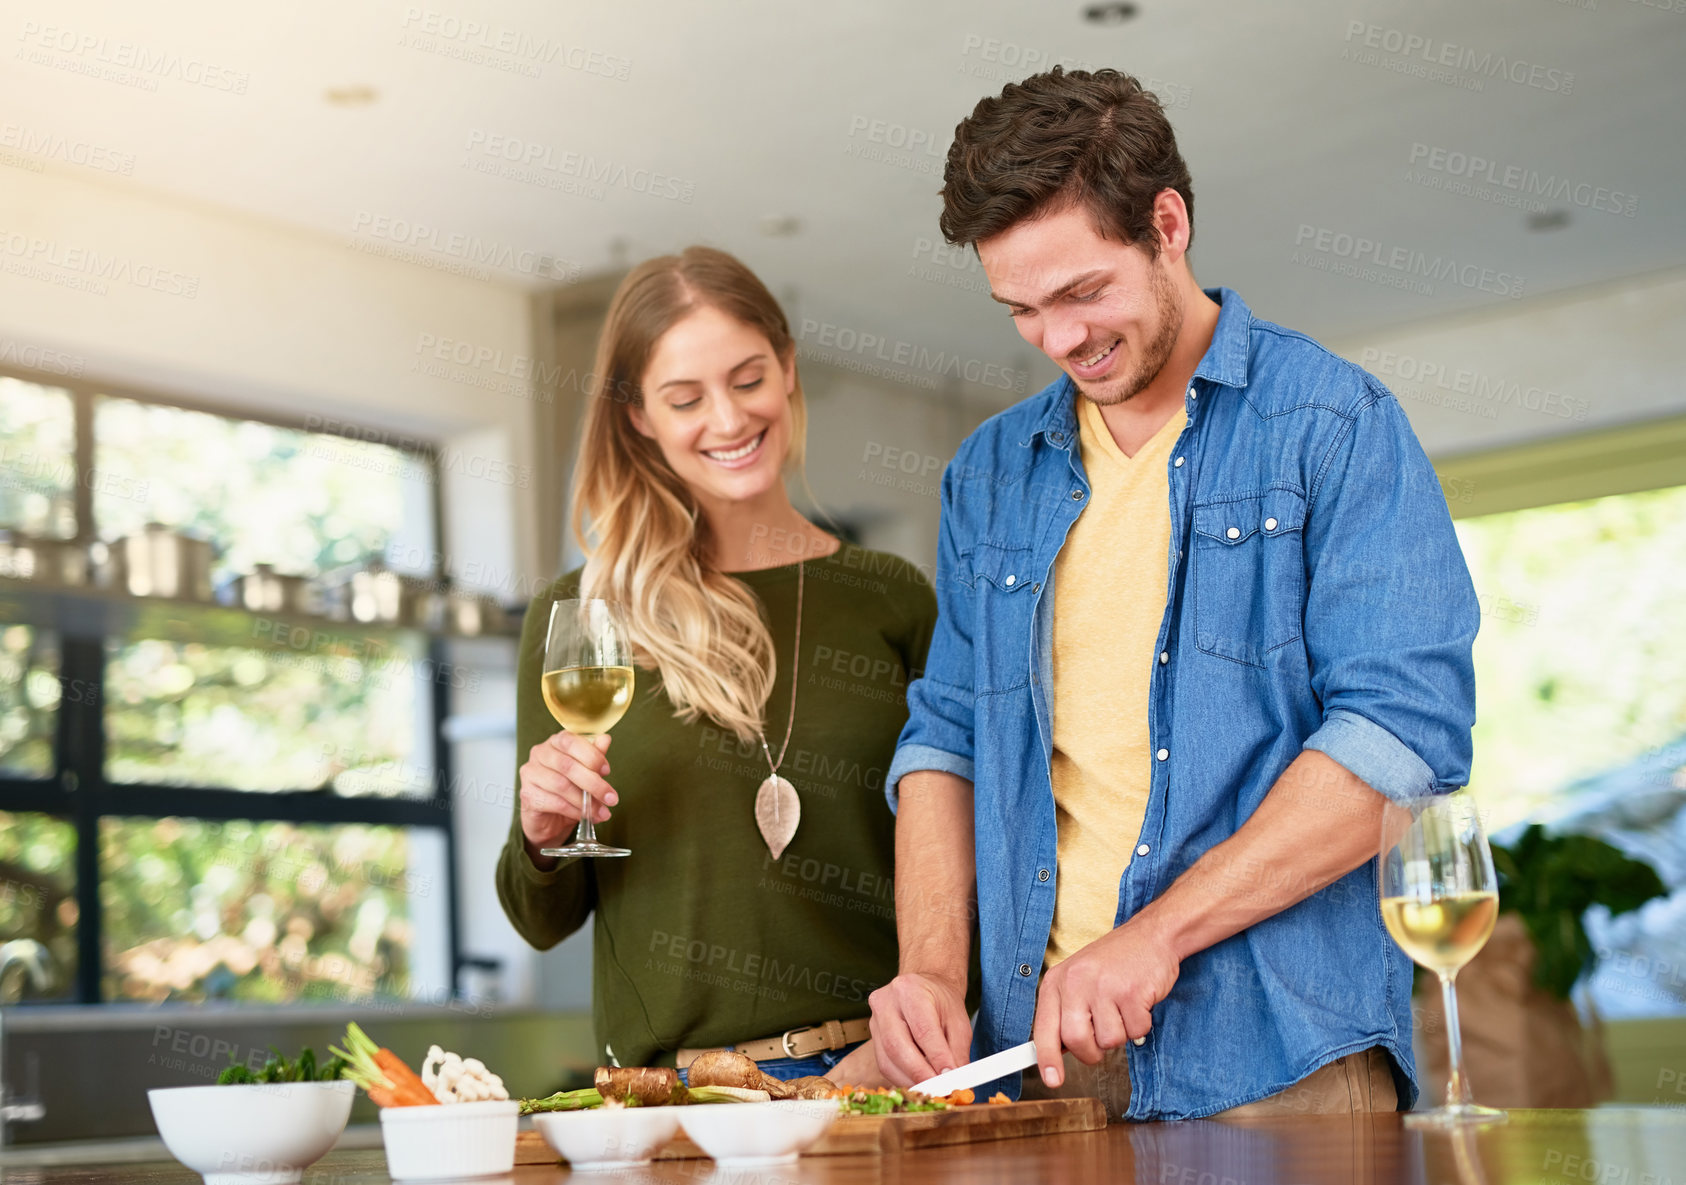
[1491,824,1667,999]
[216,1046,346,1085]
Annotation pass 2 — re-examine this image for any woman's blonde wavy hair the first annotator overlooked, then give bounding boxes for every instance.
[570,246,808,745]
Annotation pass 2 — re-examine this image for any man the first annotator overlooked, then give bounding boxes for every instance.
[867,67,1478,1120]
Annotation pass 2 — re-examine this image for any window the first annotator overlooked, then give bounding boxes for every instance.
[0,377,75,539]
[1457,482,1686,1016]
[103,636,430,796]
[0,372,461,1005]
[0,625,59,779]
[92,395,434,581]
[0,811,77,1002]
[100,818,447,1005]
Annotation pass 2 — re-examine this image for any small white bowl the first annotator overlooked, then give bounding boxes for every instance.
[379,1099,518,1181]
[676,1099,840,1167]
[148,1080,354,1185]
[530,1106,681,1171]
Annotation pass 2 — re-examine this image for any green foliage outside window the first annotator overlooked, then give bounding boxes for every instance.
[1457,484,1686,830]
[104,637,426,796]
[94,395,421,579]
[101,818,416,1004]
[0,625,59,777]
[0,377,75,539]
[0,811,77,1001]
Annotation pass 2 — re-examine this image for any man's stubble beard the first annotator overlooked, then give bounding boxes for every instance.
[1075,265,1183,408]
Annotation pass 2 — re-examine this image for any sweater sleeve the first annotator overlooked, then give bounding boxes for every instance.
[897,562,939,684]
[494,575,596,950]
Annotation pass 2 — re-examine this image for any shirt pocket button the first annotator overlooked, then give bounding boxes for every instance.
[1191,492,1307,667]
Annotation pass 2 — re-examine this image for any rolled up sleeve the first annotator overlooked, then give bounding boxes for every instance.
[887,462,978,811]
[1300,388,1479,804]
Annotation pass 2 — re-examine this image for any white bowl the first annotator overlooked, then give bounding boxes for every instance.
[676,1099,840,1167]
[530,1106,682,1171]
[379,1099,518,1181]
[148,1080,354,1185]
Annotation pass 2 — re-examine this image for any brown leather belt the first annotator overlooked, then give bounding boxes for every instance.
[676,1017,871,1069]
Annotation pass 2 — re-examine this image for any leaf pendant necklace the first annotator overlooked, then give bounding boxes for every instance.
[754,561,803,860]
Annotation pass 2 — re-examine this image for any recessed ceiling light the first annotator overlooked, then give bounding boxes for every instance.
[760,216,802,238]
[1083,3,1139,25]
[325,85,379,107]
[1526,209,1571,233]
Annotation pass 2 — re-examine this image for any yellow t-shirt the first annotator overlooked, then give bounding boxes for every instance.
[1045,396,1187,968]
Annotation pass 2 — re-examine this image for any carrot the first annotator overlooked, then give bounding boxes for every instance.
[329,1023,438,1108]
[947,1088,975,1105]
[375,1049,437,1106]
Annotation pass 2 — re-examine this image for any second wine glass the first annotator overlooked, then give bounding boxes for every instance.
[1379,791,1505,1127]
[539,598,634,859]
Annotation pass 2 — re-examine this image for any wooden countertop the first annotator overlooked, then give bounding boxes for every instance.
[6,1109,1683,1184]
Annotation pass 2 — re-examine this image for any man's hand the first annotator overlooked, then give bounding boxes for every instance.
[828,1038,889,1089]
[868,971,973,1087]
[1031,917,1181,1088]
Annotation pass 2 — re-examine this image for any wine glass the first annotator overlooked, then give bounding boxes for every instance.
[1379,791,1504,1127]
[538,598,634,859]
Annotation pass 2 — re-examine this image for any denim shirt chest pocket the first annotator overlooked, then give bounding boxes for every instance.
[959,541,1037,695]
[1190,486,1308,667]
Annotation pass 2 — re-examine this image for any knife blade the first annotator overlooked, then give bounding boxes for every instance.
[909,1040,1039,1097]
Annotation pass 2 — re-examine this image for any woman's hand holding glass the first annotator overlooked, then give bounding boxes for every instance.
[518,733,617,864]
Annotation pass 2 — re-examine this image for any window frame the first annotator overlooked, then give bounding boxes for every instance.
[1435,411,1686,521]
[0,362,463,1005]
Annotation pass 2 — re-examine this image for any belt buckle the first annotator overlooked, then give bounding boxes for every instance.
[781,1026,812,1058]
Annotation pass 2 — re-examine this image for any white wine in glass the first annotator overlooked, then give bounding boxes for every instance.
[1379,792,1505,1127]
[540,599,634,859]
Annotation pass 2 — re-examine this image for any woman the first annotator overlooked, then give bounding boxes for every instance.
[497,246,935,1084]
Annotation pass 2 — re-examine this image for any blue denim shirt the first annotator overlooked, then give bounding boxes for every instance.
[886,288,1478,1120]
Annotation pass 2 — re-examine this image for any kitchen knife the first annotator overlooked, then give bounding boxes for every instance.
[909,1040,1039,1097]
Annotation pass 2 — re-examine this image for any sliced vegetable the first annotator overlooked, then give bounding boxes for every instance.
[839,1086,950,1114]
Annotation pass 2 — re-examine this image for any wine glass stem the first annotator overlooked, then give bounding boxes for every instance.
[1439,969,1475,1109]
[572,734,601,846]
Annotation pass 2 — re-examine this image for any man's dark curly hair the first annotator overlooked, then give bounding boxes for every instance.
[939,67,1194,255]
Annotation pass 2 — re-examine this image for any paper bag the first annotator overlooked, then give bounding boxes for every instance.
[1413,912,1613,1108]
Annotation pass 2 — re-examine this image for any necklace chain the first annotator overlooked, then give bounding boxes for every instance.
[759,560,803,778]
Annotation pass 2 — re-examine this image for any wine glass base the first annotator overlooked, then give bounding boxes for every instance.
[540,842,631,859]
[1405,1103,1507,1128]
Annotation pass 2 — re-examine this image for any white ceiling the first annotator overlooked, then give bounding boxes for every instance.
[5,0,1684,388]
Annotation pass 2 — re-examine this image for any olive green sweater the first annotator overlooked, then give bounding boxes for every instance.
[496,545,936,1067]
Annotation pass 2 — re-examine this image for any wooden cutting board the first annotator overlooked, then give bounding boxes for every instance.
[515,1097,1105,1163]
